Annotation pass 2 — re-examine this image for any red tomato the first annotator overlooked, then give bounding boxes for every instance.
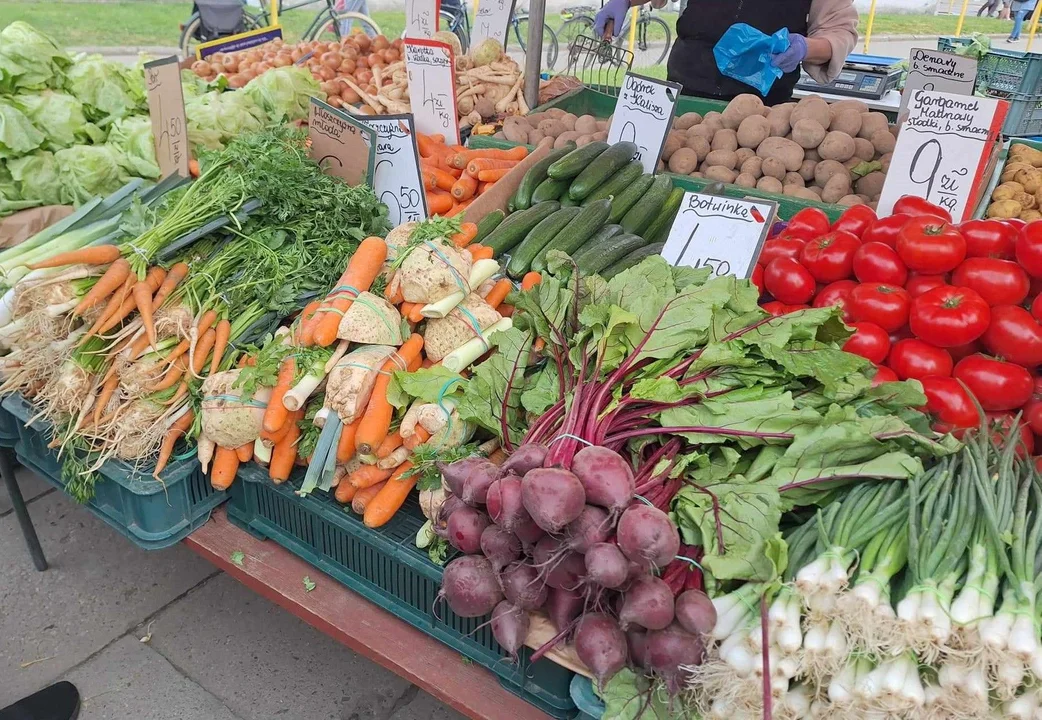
[1017,221,1042,278]
[862,214,912,248]
[920,376,979,428]
[832,205,878,238]
[1033,294,1042,323]
[799,231,861,283]
[853,242,908,286]
[953,354,1034,411]
[896,217,967,274]
[888,339,954,380]
[980,304,1042,367]
[752,263,765,295]
[848,283,911,332]
[905,274,949,299]
[812,279,858,321]
[893,196,953,222]
[959,219,1017,259]
[1004,218,1027,231]
[843,322,890,363]
[948,340,982,362]
[951,258,1030,306]
[908,285,991,348]
[1023,396,1042,436]
[871,364,899,386]
[758,237,806,266]
[890,326,915,345]
[784,207,832,241]
[762,301,808,316]
[763,258,815,305]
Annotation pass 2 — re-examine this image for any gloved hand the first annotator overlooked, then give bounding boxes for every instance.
[594,0,630,39]
[769,33,808,73]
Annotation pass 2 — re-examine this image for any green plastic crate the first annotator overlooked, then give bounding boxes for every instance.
[225,465,577,719]
[532,87,727,118]
[971,137,1042,219]
[0,403,20,448]
[570,676,603,720]
[2,392,226,550]
[668,175,845,223]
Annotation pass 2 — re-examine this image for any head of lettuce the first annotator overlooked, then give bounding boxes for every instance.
[0,22,71,92]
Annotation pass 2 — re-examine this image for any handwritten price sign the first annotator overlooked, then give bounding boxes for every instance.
[898,48,978,124]
[472,0,515,47]
[607,72,681,173]
[356,114,428,225]
[404,38,460,145]
[878,89,1007,221]
[405,0,440,39]
[144,56,189,178]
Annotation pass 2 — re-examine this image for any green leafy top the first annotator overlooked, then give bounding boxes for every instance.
[389,215,462,272]
[234,333,292,400]
[406,442,480,492]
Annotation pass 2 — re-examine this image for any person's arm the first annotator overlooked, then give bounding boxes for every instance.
[803,0,859,84]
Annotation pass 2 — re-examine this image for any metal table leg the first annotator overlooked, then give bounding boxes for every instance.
[0,447,47,571]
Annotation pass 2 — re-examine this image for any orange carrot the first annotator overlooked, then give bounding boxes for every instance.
[416,132,443,158]
[451,173,478,202]
[123,332,152,367]
[406,303,425,324]
[188,159,201,178]
[450,146,527,169]
[450,222,479,248]
[477,168,513,183]
[151,262,189,311]
[161,338,191,365]
[133,281,157,346]
[190,328,216,375]
[489,447,509,465]
[263,356,296,433]
[364,462,416,527]
[337,417,361,463]
[153,409,194,478]
[354,334,424,454]
[28,245,121,270]
[445,198,473,218]
[385,284,404,305]
[312,237,388,347]
[521,271,542,290]
[469,244,494,261]
[94,277,139,335]
[424,165,457,192]
[427,190,453,215]
[165,381,189,407]
[196,309,218,337]
[261,409,303,445]
[403,425,430,450]
[375,430,403,459]
[466,158,520,176]
[147,358,186,392]
[352,481,386,514]
[210,319,231,375]
[484,278,513,309]
[422,169,437,191]
[269,422,300,483]
[93,373,120,427]
[349,464,394,489]
[296,302,322,346]
[73,259,130,316]
[210,446,240,490]
[477,181,493,194]
[235,442,253,463]
[335,476,358,503]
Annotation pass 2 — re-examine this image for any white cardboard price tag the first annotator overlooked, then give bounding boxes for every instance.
[144,56,189,178]
[404,38,460,145]
[899,49,978,124]
[660,192,776,279]
[607,72,681,173]
[472,0,516,47]
[405,0,440,39]
[356,114,428,225]
[877,89,1007,221]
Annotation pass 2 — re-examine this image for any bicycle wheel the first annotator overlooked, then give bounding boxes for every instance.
[439,10,470,53]
[558,15,595,59]
[305,10,381,42]
[179,11,264,59]
[633,15,670,68]
[512,17,559,70]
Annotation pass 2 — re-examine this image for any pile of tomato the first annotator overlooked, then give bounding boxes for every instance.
[754,196,1042,451]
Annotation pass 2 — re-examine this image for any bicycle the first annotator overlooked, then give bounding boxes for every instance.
[179,0,381,58]
[439,1,560,69]
[558,3,670,68]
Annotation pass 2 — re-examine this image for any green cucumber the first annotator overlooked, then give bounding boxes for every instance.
[603,243,666,279]
[641,187,685,244]
[531,199,614,273]
[574,232,648,275]
[567,142,638,201]
[559,193,580,207]
[473,209,506,244]
[514,143,576,211]
[482,201,560,255]
[547,142,610,181]
[531,177,570,203]
[621,175,674,235]
[581,161,644,206]
[506,207,582,278]
[608,174,654,224]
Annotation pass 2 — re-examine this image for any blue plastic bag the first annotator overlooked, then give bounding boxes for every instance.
[713,23,790,96]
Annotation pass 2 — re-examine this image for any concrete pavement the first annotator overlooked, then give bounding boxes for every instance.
[0,473,466,720]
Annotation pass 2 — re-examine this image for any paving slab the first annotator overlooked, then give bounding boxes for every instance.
[63,635,242,720]
[0,489,216,706]
[0,466,53,516]
[147,572,466,720]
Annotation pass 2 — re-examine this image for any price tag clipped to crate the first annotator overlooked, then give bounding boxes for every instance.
[144,56,189,179]
[472,0,515,47]
[404,38,460,145]
[607,72,682,173]
[356,114,428,225]
[878,89,1007,221]
[308,97,377,187]
[660,192,776,279]
[405,0,440,39]
[898,48,979,125]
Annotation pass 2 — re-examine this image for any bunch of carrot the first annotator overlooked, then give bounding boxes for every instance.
[418,133,529,218]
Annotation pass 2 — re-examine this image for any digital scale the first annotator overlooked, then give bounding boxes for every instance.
[795,53,904,101]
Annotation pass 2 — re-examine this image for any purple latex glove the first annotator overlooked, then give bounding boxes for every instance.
[594,0,630,39]
[770,33,808,73]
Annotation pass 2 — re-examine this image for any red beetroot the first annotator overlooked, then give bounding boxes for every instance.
[617,505,681,570]
[447,506,491,554]
[521,468,587,533]
[491,601,529,659]
[439,457,497,497]
[500,443,548,475]
[534,537,586,590]
[575,613,629,688]
[546,586,584,633]
[674,589,717,636]
[461,461,502,506]
[647,622,706,693]
[498,561,548,610]
[619,575,676,631]
[512,516,547,548]
[439,556,504,618]
[627,629,650,670]
[479,524,522,571]
[563,505,612,553]
[584,542,630,589]
[486,475,531,532]
[569,446,636,513]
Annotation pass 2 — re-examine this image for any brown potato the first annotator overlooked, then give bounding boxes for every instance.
[737,115,771,149]
[819,132,856,162]
[858,112,889,140]
[705,150,738,170]
[784,172,806,188]
[830,109,863,138]
[869,129,896,156]
[711,129,739,153]
[701,111,725,133]
[662,132,685,161]
[721,94,765,129]
[1015,168,1042,194]
[855,171,886,200]
[756,176,784,194]
[791,119,826,150]
[741,156,764,178]
[704,165,738,183]
[735,172,757,188]
[838,194,867,206]
[790,96,831,131]
[735,148,756,165]
[822,173,853,203]
[757,137,805,172]
[574,115,599,135]
[668,147,700,175]
[673,112,703,130]
[798,159,817,183]
[767,103,795,137]
[1022,209,1042,221]
[762,157,787,180]
[814,159,849,188]
[686,135,711,162]
[853,138,875,162]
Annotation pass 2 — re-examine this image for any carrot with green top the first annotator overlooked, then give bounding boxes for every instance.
[364,462,416,528]
[153,409,194,479]
[403,425,430,450]
[269,422,300,483]
[73,258,131,316]
[190,328,216,375]
[354,334,425,454]
[349,464,394,489]
[375,430,403,459]
[468,244,494,261]
[295,301,321,345]
[210,319,231,375]
[147,358,186,392]
[450,222,479,248]
[151,262,189,311]
[262,356,296,433]
[521,272,542,290]
[133,281,157,346]
[28,245,122,270]
[312,237,388,347]
[93,373,120,427]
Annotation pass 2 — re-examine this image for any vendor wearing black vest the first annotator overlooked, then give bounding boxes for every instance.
[595,0,859,106]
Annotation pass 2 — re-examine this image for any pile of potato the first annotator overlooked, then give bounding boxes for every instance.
[499,110,610,146]
[987,143,1042,221]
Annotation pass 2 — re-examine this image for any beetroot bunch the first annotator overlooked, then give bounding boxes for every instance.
[434,441,716,692]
